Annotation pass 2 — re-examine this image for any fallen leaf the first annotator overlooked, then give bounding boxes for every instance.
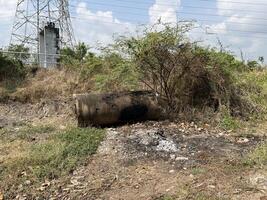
[0,191,3,200]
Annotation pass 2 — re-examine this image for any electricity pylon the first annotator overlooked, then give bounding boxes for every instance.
[10,0,76,52]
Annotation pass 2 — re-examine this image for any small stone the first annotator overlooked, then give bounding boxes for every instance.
[237,138,249,144]
[170,154,176,160]
[25,180,31,185]
[218,132,224,136]
[20,171,27,176]
[0,192,3,200]
[197,128,204,131]
[169,170,175,174]
[38,186,46,191]
[176,156,189,161]
[134,185,140,189]
[207,185,216,189]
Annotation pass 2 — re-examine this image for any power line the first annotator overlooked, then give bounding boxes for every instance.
[70,13,267,35]
[75,0,267,13]
[69,2,267,21]
[70,16,267,39]
[201,0,267,6]
[69,5,267,27]
[75,0,267,8]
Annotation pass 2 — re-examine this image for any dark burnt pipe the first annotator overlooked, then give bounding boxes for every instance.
[73,91,164,127]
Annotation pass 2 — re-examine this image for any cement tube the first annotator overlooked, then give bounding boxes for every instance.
[73,91,163,127]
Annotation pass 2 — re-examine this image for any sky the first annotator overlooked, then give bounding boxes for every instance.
[0,0,267,61]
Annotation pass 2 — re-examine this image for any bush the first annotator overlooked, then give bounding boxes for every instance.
[60,44,139,92]
[0,53,26,81]
[114,22,261,117]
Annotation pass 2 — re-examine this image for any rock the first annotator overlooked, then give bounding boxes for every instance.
[155,139,178,152]
[25,180,31,185]
[169,170,175,174]
[237,138,249,144]
[0,192,3,200]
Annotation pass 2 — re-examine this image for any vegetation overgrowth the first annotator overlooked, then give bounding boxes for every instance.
[1,22,267,120]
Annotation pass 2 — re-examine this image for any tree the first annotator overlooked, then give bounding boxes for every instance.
[60,42,89,66]
[8,44,30,61]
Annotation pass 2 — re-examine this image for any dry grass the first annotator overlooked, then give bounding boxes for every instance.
[9,68,93,103]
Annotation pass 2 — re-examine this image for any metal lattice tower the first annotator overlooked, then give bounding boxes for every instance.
[10,0,76,53]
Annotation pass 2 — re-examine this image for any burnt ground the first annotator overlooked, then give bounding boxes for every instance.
[0,101,267,200]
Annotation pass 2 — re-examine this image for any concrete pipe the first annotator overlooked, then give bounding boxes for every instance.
[73,91,164,127]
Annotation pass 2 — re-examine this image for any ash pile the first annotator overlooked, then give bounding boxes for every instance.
[98,121,263,169]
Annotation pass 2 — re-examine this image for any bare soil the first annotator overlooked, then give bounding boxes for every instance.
[0,101,267,200]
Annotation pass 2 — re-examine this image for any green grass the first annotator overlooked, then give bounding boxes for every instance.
[243,142,267,167]
[1,127,105,182]
[191,167,206,176]
[29,127,106,179]
[193,193,226,200]
[0,124,56,141]
[219,112,240,130]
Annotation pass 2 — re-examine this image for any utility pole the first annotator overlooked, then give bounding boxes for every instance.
[10,0,76,66]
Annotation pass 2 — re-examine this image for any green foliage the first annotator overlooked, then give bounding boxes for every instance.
[0,52,26,81]
[247,60,261,69]
[220,111,239,130]
[61,43,139,92]
[115,22,254,116]
[60,42,89,66]
[8,44,30,61]
[91,53,139,92]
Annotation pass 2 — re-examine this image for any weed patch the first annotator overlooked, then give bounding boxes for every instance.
[0,127,105,197]
[244,142,267,167]
[29,127,105,179]
[220,113,240,130]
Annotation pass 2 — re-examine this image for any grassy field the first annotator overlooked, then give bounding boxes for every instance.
[0,124,105,198]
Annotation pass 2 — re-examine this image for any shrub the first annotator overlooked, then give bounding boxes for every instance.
[0,53,26,81]
[114,22,261,117]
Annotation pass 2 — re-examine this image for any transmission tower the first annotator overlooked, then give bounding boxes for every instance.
[10,0,76,58]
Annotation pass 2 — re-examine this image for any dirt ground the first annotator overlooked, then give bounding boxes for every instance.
[0,101,267,200]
